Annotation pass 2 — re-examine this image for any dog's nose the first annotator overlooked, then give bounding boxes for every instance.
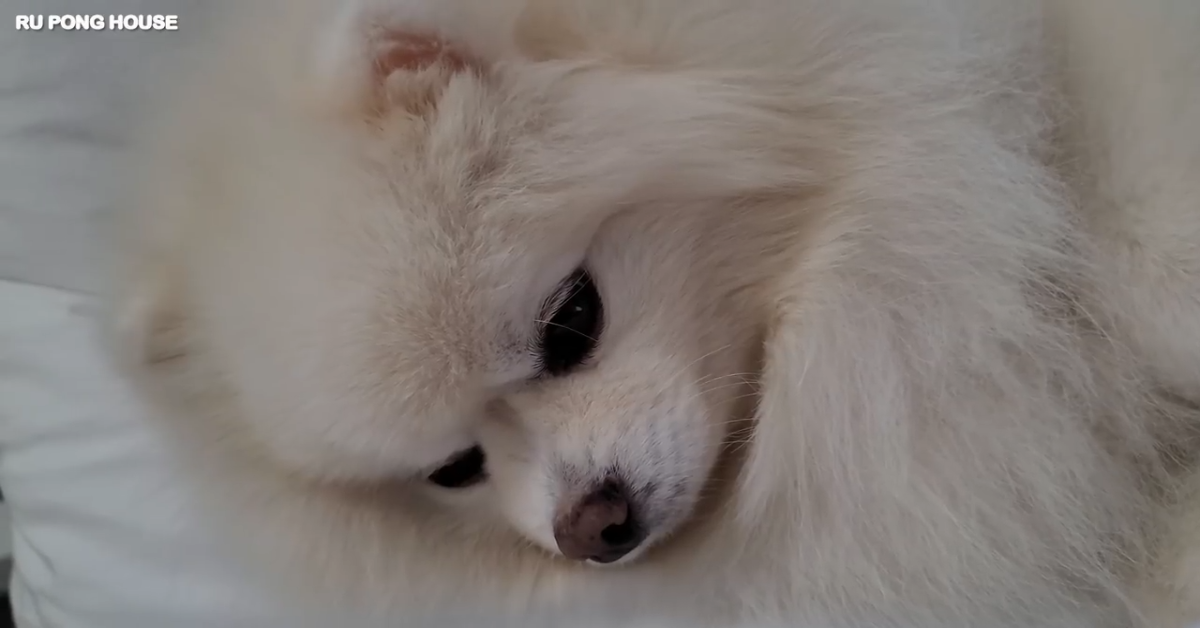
[553,479,646,564]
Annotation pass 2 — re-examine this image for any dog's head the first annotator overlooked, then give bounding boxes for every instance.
[126,0,808,566]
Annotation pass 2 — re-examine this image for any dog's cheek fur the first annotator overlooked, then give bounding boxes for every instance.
[483,209,754,556]
[489,351,730,556]
[719,93,1160,628]
[1049,0,1200,404]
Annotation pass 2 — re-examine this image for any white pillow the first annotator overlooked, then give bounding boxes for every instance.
[0,0,203,294]
[0,2,388,626]
[0,281,361,628]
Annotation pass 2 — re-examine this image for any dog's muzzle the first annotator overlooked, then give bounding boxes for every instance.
[552,477,648,564]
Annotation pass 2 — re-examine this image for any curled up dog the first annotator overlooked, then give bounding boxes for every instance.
[108,0,1200,626]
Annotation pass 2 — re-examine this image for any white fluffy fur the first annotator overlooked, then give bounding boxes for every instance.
[109,0,1200,626]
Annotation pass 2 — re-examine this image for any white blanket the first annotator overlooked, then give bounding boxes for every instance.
[0,1,386,625]
[0,281,358,628]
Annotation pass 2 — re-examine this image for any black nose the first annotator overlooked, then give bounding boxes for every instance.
[552,479,646,563]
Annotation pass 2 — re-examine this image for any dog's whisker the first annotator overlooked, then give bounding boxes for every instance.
[532,319,600,344]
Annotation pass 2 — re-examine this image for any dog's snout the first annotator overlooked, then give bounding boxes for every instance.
[553,479,646,564]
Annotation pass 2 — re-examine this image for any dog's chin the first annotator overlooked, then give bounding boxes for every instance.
[535,530,661,569]
[583,547,648,568]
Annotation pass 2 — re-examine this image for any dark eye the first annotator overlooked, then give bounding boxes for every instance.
[538,268,603,376]
[427,446,487,489]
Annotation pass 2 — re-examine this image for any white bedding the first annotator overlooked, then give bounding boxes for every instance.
[0,0,213,295]
[0,281,351,628]
[0,1,388,625]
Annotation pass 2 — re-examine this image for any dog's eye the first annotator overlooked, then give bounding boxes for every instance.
[427,446,487,489]
[538,268,603,376]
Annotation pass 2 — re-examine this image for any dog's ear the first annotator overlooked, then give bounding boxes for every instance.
[310,0,488,117]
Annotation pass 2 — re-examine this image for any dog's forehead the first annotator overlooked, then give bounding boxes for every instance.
[391,197,579,330]
[358,171,586,392]
[352,74,617,388]
[385,127,592,312]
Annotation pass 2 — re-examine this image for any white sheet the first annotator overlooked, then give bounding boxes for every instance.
[0,1,387,625]
[0,280,380,628]
[0,0,216,295]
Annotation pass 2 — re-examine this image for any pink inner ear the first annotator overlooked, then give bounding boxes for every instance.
[373,31,469,79]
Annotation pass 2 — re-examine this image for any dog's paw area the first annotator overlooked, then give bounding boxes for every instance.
[111,266,188,367]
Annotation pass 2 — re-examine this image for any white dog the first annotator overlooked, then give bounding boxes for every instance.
[109,0,1200,626]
